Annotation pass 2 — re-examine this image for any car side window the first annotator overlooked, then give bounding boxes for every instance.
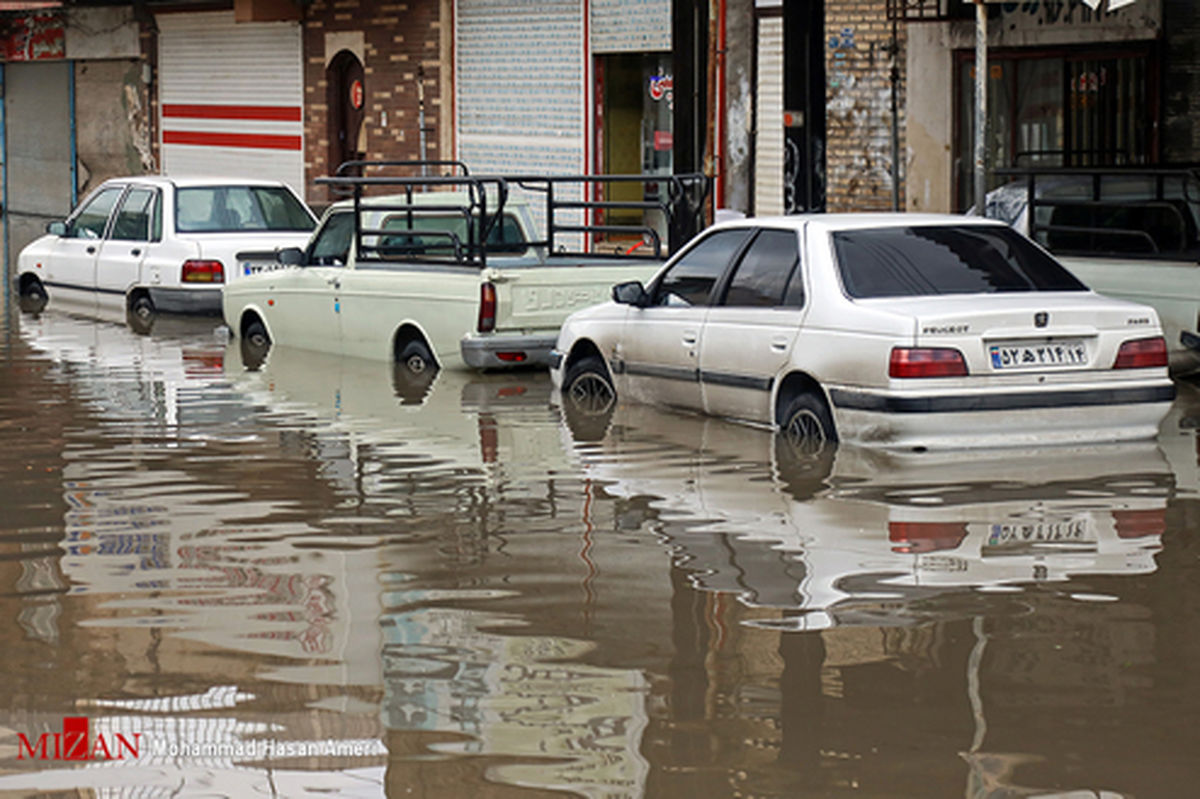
[720,229,802,308]
[65,187,124,240]
[308,212,354,266]
[110,188,158,242]
[652,229,750,307]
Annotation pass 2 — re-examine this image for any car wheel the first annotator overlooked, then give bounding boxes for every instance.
[245,320,271,349]
[127,294,156,335]
[397,339,436,375]
[18,278,48,313]
[562,355,616,442]
[780,391,837,453]
[241,319,271,370]
[20,279,47,301]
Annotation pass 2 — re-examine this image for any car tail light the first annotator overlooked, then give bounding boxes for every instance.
[478,281,496,333]
[888,521,968,554]
[496,351,526,363]
[1113,336,1167,369]
[889,347,968,378]
[1113,508,1166,539]
[182,259,225,284]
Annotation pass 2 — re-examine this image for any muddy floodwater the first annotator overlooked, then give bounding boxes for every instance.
[2,300,1200,798]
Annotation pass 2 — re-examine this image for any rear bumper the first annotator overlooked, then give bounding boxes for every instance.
[149,286,222,315]
[828,381,1175,449]
[460,333,559,369]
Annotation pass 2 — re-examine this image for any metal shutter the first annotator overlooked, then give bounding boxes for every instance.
[156,11,304,195]
[455,0,585,176]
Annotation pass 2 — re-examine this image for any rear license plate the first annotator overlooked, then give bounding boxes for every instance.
[984,519,1093,553]
[989,340,1087,370]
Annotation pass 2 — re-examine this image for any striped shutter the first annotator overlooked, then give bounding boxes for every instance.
[754,16,784,217]
[156,11,304,196]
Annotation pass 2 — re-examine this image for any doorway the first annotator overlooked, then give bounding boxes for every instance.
[327,50,365,175]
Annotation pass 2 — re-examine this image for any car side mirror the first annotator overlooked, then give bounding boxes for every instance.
[277,246,306,266]
[613,280,649,308]
[46,221,67,236]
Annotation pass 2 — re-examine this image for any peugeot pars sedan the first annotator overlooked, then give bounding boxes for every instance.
[15,176,316,321]
[550,214,1175,451]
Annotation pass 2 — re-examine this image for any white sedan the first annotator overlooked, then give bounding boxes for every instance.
[14,176,316,320]
[550,214,1176,450]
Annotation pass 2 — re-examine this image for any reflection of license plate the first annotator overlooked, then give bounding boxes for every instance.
[985,520,1093,551]
[989,340,1087,370]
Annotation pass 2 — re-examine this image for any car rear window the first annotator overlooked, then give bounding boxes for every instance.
[176,186,315,233]
[832,224,1088,298]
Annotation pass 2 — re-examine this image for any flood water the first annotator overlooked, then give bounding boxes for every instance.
[2,298,1200,798]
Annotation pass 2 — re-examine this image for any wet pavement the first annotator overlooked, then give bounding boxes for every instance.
[2,296,1200,798]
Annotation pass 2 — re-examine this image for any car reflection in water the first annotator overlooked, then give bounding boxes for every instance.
[562,400,1169,627]
[558,396,1173,798]
[224,342,657,797]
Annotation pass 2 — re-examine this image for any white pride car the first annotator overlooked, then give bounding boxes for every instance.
[551,213,1176,450]
[15,176,316,319]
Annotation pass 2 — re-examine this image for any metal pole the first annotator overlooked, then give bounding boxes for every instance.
[973,1,987,216]
[417,65,427,177]
[890,17,901,212]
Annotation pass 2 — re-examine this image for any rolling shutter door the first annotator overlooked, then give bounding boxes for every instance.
[754,16,784,217]
[156,11,304,195]
[455,0,585,242]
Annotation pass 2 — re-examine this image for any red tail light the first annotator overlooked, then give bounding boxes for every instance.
[1113,508,1166,539]
[181,259,225,284]
[889,347,968,378]
[1113,337,1167,369]
[495,351,526,363]
[888,521,969,553]
[478,281,496,333]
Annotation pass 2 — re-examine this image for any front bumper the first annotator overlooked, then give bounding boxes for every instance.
[149,286,222,315]
[460,333,559,369]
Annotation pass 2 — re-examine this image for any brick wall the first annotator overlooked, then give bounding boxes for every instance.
[823,0,905,212]
[1163,0,1200,162]
[302,0,443,202]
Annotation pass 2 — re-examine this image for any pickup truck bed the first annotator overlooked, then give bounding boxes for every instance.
[223,164,709,371]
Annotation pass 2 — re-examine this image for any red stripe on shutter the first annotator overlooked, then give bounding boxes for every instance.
[163,104,302,122]
[163,130,302,151]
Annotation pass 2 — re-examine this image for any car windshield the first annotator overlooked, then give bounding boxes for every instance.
[832,224,1088,298]
[176,186,315,233]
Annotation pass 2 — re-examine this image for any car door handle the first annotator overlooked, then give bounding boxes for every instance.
[770,337,789,352]
[130,248,141,257]
[86,246,96,254]
[326,277,341,289]
[682,331,698,345]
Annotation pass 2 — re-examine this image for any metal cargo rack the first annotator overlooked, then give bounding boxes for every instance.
[316,161,711,269]
[994,165,1200,260]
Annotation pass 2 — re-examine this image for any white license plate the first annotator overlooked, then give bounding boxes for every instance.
[984,520,1094,551]
[989,339,1087,370]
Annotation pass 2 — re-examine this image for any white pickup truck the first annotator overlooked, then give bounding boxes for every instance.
[223,165,708,372]
[987,166,1200,375]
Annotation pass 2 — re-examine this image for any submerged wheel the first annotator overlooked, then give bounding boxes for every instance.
[562,355,616,442]
[397,339,436,374]
[20,278,47,300]
[244,320,270,349]
[130,294,155,321]
[780,391,837,453]
[563,355,615,415]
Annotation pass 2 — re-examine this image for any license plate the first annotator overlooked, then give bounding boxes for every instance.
[989,339,1087,370]
[984,519,1093,552]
